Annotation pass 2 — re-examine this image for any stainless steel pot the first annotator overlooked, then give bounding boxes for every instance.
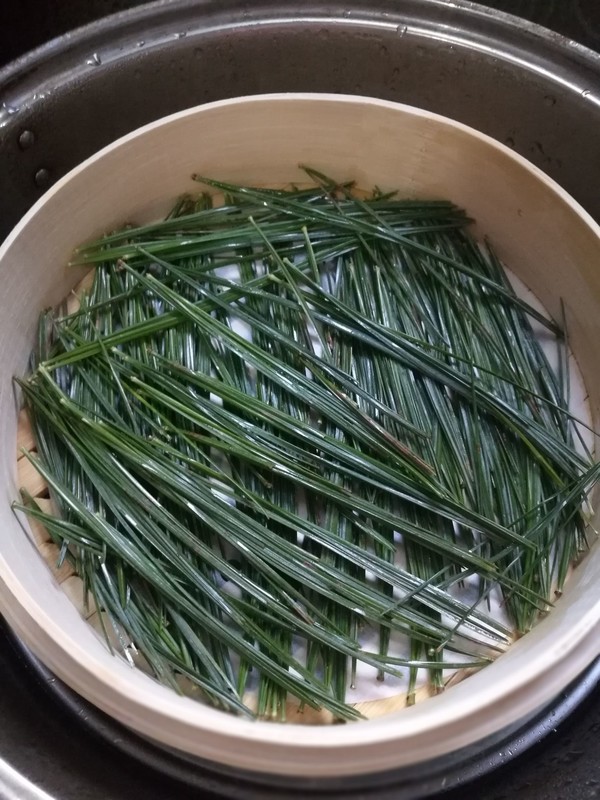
[1,3,600,798]
[1,0,600,240]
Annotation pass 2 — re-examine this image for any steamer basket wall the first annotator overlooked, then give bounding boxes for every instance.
[1,94,599,778]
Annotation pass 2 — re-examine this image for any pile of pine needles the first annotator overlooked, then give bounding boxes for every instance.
[15,169,599,722]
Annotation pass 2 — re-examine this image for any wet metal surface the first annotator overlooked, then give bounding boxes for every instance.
[1,1,600,238]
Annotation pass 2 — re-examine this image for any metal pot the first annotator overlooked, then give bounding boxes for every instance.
[1,3,600,798]
[1,0,600,240]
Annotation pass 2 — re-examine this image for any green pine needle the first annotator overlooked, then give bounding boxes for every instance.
[15,171,597,722]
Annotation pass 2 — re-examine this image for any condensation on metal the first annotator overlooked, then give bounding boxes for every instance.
[1,2,600,116]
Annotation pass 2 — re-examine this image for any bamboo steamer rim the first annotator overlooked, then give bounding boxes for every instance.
[2,93,600,778]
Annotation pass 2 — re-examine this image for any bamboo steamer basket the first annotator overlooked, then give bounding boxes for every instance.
[1,93,600,778]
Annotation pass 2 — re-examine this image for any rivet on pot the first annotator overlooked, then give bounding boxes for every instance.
[18,130,35,150]
[34,168,50,188]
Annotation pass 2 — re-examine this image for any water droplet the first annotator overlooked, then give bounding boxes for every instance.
[18,130,35,150]
[343,9,351,17]
[544,95,556,107]
[34,168,50,188]
[582,89,591,97]
[2,102,19,115]
[505,137,515,148]
[176,31,187,39]
[137,40,145,48]
[86,53,102,66]
[397,24,408,35]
